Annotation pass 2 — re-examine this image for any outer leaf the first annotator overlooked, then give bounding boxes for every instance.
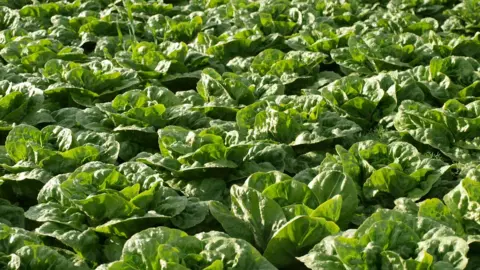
[309,171,358,228]
[263,216,340,268]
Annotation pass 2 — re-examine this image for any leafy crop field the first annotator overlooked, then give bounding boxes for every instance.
[1,0,480,269]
